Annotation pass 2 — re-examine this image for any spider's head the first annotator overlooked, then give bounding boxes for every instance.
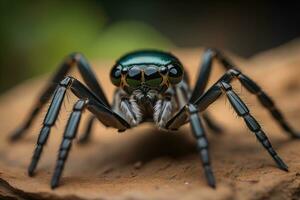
[110,50,184,101]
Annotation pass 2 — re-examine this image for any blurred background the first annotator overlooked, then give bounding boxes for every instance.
[1,0,300,94]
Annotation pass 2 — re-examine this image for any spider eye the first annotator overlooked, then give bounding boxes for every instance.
[126,66,141,87]
[144,66,162,87]
[110,65,122,86]
[167,63,183,84]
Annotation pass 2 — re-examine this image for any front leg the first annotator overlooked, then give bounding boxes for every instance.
[28,77,130,178]
[78,88,142,142]
[188,104,215,188]
[175,79,223,133]
[10,52,109,141]
[190,48,299,138]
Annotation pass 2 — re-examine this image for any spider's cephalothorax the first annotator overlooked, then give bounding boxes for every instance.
[110,51,184,127]
[10,49,299,189]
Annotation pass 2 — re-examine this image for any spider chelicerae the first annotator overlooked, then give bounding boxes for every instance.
[10,49,299,189]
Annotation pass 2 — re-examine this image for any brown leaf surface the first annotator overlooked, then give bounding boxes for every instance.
[1,40,300,200]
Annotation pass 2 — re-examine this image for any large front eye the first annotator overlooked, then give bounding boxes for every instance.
[126,66,141,87]
[144,66,162,87]
[168,63,183,84]
[110,65,122,86]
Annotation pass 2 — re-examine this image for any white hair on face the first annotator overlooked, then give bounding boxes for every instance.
[131,88,159,103]
[129,98,142,124]
[146,89,159,102]
[131,89,144,101]
[153,100,162,123]
[119,98,142,127]
[154,99,174,128]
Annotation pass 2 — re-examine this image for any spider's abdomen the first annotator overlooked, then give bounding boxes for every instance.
[110,50,184,93]
[117,50,180,66]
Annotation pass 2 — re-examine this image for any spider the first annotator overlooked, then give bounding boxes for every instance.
[10,49,299,189]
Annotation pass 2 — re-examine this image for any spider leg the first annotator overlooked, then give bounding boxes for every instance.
[187,104,216,188]
[167,83,223,131]
[190,48,299,138]
[167,86,216,187]
[231,69,300,138]
[167,73,289,175]
[175,75,223,133]
[219,81,288,171]
[189,49,225,102]
[188,49,226,133]
[51,99,86,188]
[28,76,129,179]
[190,48,238,102]
[10,53,109,141]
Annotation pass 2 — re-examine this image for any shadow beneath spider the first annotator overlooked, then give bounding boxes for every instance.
[127,129,196,161]
[75,126,299,174]
[88,128,198,170]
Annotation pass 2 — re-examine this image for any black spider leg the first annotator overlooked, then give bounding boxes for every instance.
[233,70,300,138]
[188,50,227,133]
[78,89,129,143]
[175,74,222,133]
[167,72,288,174]
[51,99,86,188]
[189,48,299,138]
[167,80,216,187]
[166,70,288,187]
[10,53,109,141]
[219,81,288,171]
[28,77,129,185]
[187,104,216,187]
[190,48,232,102]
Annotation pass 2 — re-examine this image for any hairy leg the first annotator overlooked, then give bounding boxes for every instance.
[11,53,109,141]
[190,49,299,138]
[28,77,129,183]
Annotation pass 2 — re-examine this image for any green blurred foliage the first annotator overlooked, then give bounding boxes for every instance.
[91,21,173,58]
[0,0,172,93]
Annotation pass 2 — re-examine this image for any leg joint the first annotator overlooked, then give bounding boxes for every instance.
[59,76,73,87]
[74,100,86,111]
[219,81,232,91]
[196,137,209,149]
[69,52,83,63]
[243,114,261,132]
[227,68,241,76]
[204,48,218,57]
[185,104,198,114]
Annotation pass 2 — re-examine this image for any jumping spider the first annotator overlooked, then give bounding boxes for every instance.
[10,49,299,189]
